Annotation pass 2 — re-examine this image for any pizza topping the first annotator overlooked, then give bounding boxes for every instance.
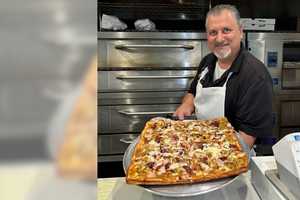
[183,165,193,174]
[126,117,249,185]
[200,162,210,171]
[169,163,180,170]
[210,120,219,127]
[147,162,155,169]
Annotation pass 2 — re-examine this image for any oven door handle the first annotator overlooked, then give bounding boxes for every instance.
[120,136,138,144]
[118,110,174,116]
[116,75,195,79]
[115,44,194,50]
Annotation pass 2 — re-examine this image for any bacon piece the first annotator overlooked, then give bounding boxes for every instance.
[183,165,193,174]
[210,120,219,127]
[146,162,155,169]
[165,162,171,170]
[219,156,227,161]
[155,135,161,143]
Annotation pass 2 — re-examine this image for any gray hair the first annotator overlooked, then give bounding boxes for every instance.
[205,4,241,28]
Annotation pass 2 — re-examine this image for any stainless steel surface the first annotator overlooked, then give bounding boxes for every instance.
[116,75,195,79]
[98,32,207,40]
[118,110,175,116]
[247,32,283,92]
[123,133,250,197]
[265,169,298,200]
[251,156,285,200]
[115,44,195,50]
[99,71,196,92]
[99,104,179,134]
[247,33,300,41]
[102,173,261,200]
[247,32,300,92]
[99,91,185,105]
[275,161,300,199]
[99,39,206,68]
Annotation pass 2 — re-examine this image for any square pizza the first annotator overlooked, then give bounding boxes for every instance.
[126,117,249,185]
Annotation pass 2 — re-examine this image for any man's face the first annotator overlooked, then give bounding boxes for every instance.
[206,10,243,61]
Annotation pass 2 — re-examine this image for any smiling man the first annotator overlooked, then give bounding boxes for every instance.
[174,4,273,149]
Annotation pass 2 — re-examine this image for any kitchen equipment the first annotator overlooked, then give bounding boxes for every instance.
[98,32,209,164]
[251,156,288,200]
[272,132,300,199]
[247,33,300,92]
[122,132,251,197]
[247,33,300,153]
[240,18,275,31]
[99,0,209,32]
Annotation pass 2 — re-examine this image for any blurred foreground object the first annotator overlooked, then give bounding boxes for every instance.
[56,57,97,180]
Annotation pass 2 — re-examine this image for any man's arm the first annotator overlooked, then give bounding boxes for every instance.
[239,131,256,149]
[173,93,195,120]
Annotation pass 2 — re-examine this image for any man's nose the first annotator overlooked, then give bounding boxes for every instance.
[216,32,225,42]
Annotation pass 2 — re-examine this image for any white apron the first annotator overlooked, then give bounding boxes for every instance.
[194,67,256,156]
[194,66,232,120]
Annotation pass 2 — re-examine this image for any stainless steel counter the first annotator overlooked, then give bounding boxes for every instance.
[98,171,260,200]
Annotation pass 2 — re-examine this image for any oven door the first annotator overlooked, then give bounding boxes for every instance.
[99,40,205,68]
[99,70,196,92]
[99,103,179,134]
[98,91,183,162]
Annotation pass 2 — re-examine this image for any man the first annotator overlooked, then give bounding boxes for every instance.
[174,4,273,148]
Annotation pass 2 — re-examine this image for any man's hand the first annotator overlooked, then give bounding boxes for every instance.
[173,93,195,120]
[239,131,256,149]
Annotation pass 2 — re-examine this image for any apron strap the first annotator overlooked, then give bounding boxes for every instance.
[199,67,209,81]
[224,72,233,86]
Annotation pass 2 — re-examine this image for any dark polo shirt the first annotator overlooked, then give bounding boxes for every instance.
[189,44,273,138]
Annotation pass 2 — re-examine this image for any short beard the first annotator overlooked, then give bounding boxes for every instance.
[213,47,231,59]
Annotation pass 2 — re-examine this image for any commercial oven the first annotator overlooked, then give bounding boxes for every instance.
[98,32,209,163]
[247,33,300,149]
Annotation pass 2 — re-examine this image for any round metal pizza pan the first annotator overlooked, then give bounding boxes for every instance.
[123,133,250,197]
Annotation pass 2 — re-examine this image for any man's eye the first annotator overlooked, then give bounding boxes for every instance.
[209,31,217,36]
[223,28,231,33]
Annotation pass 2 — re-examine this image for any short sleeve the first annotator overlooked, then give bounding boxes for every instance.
[235,77,273,138]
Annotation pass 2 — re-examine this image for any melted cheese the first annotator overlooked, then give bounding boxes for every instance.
[204,146,222,159]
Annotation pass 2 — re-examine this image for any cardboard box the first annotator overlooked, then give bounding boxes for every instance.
[241,18,275,31]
